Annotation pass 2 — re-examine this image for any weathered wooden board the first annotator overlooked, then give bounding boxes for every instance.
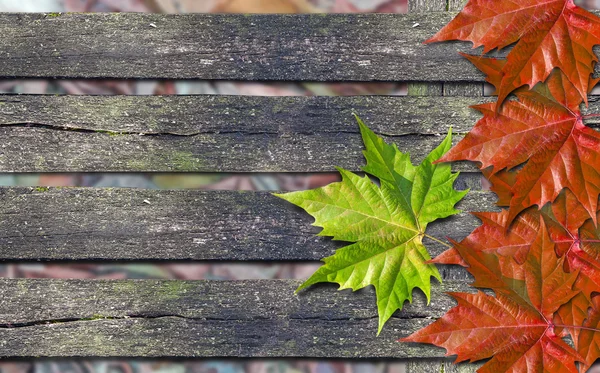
[2,12,472,80]
[1,12,598,80]
[2,94,600,172]
[0,278,471,357]
[0,94,488,172]
[0,187,497,262]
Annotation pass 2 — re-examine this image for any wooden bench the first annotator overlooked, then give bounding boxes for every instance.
[3,1,597,371]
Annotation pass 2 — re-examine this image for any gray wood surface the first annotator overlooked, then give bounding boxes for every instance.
[0,187,497,262]
[3,94,598,172]
[447,0,468,11]
[0,93,590,173]
[0,12,561,81]
[0,278,471,357]
[0,94,490,172]
[408,0,446,12]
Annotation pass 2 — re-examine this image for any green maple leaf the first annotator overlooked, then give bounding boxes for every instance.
[275,117,467,333]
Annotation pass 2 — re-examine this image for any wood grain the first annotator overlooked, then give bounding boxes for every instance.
[0,278,470,358]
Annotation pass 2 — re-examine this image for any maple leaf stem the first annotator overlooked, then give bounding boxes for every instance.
[423,234,452,248]
[582,113,600,119]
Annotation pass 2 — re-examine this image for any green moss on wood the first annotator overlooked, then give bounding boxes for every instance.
[112,281,136,294]
[169,151,203,171]
[34,156,45,169]
[126,159,149,171]
[16,279,28,294]
[157,281,193,300]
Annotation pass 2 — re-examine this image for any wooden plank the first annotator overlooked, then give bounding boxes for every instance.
[0,94,516,172]
[2,12,595,81]
[3,94,599,172]
[0,187,497,262]
[0,12,470,80]
[443,82,483,96]
[0,94,490,172]
[0,278,470,357]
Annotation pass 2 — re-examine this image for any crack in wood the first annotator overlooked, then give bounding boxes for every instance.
[0,122,452,139]
[0,312,436,330]
[0,122,278,137]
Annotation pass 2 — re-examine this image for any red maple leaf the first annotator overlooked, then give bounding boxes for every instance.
[433,190,600,371]
[572,295,600,371]
[436,91,600,223]
[534,191,600,301]
[435,190,600,301]
[548,192,600,301]
[402,221,583,372]
[554,293,591,365]
[432,211,535,270]
[461,54,600,111]
[417,1,600,371]
[426,0,600,108]
[481,168,516,207]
